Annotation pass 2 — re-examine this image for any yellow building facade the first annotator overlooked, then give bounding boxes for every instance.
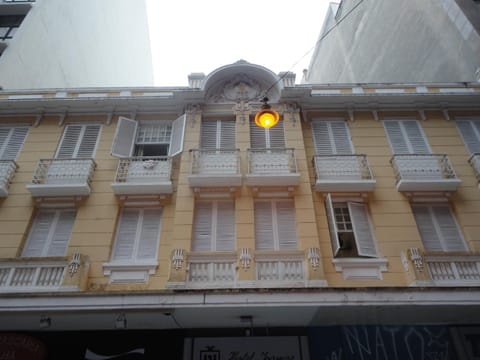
[0,62,479,358]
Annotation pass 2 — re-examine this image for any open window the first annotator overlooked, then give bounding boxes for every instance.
[111,115,186,158]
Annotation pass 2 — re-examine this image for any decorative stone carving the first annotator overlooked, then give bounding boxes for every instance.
[68,252,81,276]
[239,248,252,270]
[205,75,263,104]
[409,247,424,271]
[172,249,185,270]
[307,247,320,270]
[284,102,299,126]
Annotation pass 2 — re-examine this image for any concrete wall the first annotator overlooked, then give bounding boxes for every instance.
[0,0,154,89]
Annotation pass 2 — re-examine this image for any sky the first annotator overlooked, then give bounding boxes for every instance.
[146,0,333,86]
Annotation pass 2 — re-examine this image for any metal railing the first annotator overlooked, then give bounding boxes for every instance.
[0,160,17,192]
[247,148,298,175]
[468,153,480,181]
[114,156,171,183]
[391,154,457,182]
[31,158,96,185]
[425,255,480,284]
[314,154,373,180]
[0,261,66,290]
[190,149,240,175]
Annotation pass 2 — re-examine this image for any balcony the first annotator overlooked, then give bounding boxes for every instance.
[255,251,306,287]
[111,156,172,195]
[0,160,17,197]
[425,254,480,286]
[26,158,96,197]
[188,149,241,187]
[391,154,461,192]
[313,154,376,192]
[186,252,237,288]
[468,153,480,184]
[245,148,300,187]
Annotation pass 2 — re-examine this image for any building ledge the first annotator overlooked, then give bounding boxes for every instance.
[103,261,158,284]
[333,258,388,280]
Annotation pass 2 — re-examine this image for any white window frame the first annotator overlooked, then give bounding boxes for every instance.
[311,118,354,155]
[55,123,102,159]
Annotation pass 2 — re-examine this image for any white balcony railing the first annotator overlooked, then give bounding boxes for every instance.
[0,160,17,197]
[111,156,172,195]
[425,255,480,286]
[186,253,237,288]
[188,149,241,187]
[0,260,66,292]
[255,251,305,287]
[26,158,96,197]
[468,153,480,182]
[314,154,375,192]
[390,154,461,191]
[246,148,300,186]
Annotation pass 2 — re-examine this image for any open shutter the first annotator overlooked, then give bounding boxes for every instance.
[56,125,82,158]
[431,205,467,252]
[47,210,76,256]
[0,127,29,160]
[137,208,162,260]
[325,194,341,256]
[111,117,137,158]
[219,121,236,149]
[412,205,443,251]
[192,202,213,251]
[348,202,377,257]
[112,209,139,260]
[254,201,274,250]
[22,210,56,257]
[215,201,235,251]
[168,114,186,156]
[276,200,298,250]
[456,120,480,154]
[76,125,101,158]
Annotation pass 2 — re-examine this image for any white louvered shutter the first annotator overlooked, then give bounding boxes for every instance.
[215,201,235,251]
[250,121,267,149]
[112,209,140,260]
[200,122,218,150]
[57,124,101,158]
[456,120,480,154]
[254,201,274,250]
[312,120,353,155]
[276,200,298,250]
[325,194,341,256]
[0,126,29,160]
[412,205,443,251]
[168,114,186,156]
[219,121,236,149]
[348,202,377,257]
[137,208,162,260]
[23,209,75,257]
[250,119,285,149]
[431,205,467,252]
[111,117,137,158]
[192,202,213,251]
[383,120,430,154]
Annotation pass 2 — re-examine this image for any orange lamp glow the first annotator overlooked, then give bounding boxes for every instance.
[254,101,280,129]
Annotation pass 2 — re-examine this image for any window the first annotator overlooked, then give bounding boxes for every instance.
[110,208,163,262]
[311,119,353,155]
[456,118,480,154]
[325,194,378,258]
[383,119,430,154]
[201,120,235,150]
[22,209,76,257]
[0,125,29,160]
[254,199,297,250]
[411,204,467,252]
[192,200,235,251]
[56,124,101,159]
[250,118,285,149]
[111,116,185,158]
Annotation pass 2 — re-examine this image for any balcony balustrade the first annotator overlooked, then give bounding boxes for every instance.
[255,251,306,287]
[391,154,461,192]
[188,149,241,187]
[0,160,17,197]
[313,154,375,192]
[26,158,96,197]
[468,153,480,184]
[111,156,172,195]
[246,148,300,186]
[186,253,237,288]
[425,254,480,286]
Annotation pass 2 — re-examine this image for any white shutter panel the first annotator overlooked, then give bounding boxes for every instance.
[112,209,139,260]
[276,200,298,250]
[254,201,274,250]
[76,125,101,158]
[412,205,443,251]
[168,114,186,156]
[268,119,285,148]
[348,202,377,257]
[383,120,410,154]
[215,201,235,251]
[192,202,213,252]
[137,208,162,260]
[331,121,354,154]
[312,121,334,155]
[47,210,76,256]
[56,125,82,158]
[250,120,267,149]
[0,127,29,160]
[200,121,218,150]
[403,120,430,154]
[22,210,56,257]
[325,194,341,256]
[456,120,480,154]
[219,121,236,149]
[111,117,137,158]
[431,206,467,252]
